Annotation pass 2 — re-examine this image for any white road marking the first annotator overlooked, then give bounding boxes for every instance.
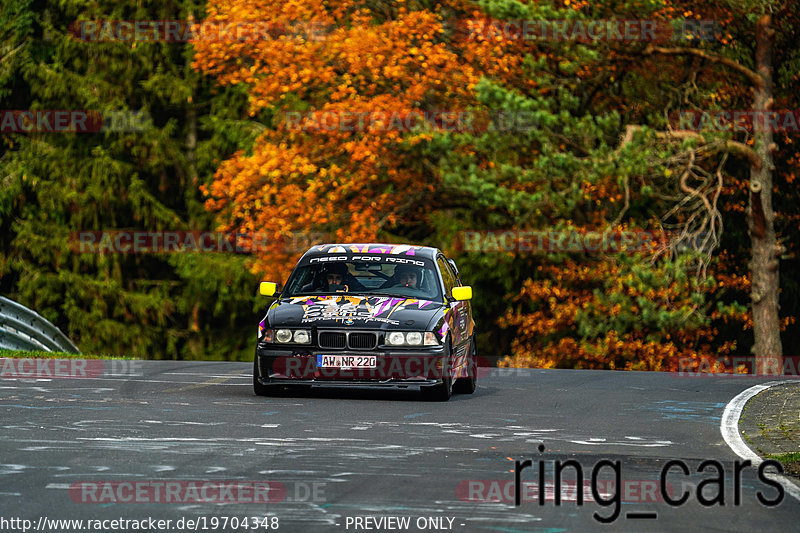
[720,381,800,502]
[568,439,673,447]
[0,377,248,385]
[162,372,249,378]
[140,420,226,426]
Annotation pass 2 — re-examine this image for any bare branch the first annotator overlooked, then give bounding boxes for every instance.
[619,126,727,277]
[619,125,762,170]
[1,44,23,64]
[642,45,763,89]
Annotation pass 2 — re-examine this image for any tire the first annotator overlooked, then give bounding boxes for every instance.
[453,337,477,394]
[253,356,277,396]
[423,339,453,401]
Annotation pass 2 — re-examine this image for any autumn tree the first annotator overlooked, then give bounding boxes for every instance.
[432,0,798,370]
[620,0,800,370]
[410,1,745,369]
[192,0,504,279]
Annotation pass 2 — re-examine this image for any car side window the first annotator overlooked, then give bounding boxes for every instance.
[437,256,456,297]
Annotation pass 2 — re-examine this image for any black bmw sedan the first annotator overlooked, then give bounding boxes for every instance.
[254,243,476,401]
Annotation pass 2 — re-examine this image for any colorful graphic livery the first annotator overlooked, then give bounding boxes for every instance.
[254,243,476,400]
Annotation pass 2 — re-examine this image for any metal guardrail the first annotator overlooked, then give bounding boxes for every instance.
[0,296,81,353]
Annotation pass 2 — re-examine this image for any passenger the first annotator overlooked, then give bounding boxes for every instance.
[393,265,421,289]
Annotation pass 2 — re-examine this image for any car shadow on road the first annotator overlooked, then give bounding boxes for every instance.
[217,381,487,402]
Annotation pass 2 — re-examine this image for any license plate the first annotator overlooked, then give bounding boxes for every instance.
[317,355,377,368]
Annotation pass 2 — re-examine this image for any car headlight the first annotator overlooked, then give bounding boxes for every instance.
[406,332,423,345]
[386,332,406,346]
[270,328,311,344]
[293,330,311,344]
[385,331,440,346]
[276,329,293,343]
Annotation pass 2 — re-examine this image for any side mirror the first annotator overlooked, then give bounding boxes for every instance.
[260,282,279,296]
[451,286,472,301]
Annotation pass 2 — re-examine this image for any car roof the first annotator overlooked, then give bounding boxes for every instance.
[301,243,440,260]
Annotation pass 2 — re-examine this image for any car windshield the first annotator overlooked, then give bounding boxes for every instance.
[283,257,443,301]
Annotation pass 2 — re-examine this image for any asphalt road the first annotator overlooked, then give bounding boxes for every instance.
[0,360,798,532]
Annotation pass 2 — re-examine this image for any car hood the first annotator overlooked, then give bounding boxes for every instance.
[267,295,444,330]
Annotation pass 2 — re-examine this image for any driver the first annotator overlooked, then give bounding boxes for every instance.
[300,263,351,293]
[324,263,350,291]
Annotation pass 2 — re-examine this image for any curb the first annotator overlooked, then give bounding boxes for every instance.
[721,381,800,502]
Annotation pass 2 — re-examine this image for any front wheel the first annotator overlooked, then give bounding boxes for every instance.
[253,356,277,396]
[423,340,453,401]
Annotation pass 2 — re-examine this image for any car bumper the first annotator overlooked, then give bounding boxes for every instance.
[255,345,452,389]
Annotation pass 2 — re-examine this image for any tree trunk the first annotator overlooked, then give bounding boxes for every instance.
[748,15,783,374]
[186,95,199,190]
[185,91,202,360]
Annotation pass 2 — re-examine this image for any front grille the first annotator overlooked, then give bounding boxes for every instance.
[318,332,346,349]
[348,332,377,350]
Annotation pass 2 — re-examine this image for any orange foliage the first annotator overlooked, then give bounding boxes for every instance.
[193,0,509,278]
[496,255,727,371]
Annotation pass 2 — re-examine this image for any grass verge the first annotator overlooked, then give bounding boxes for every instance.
[0,349,137,360]
[767,452,800,479]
